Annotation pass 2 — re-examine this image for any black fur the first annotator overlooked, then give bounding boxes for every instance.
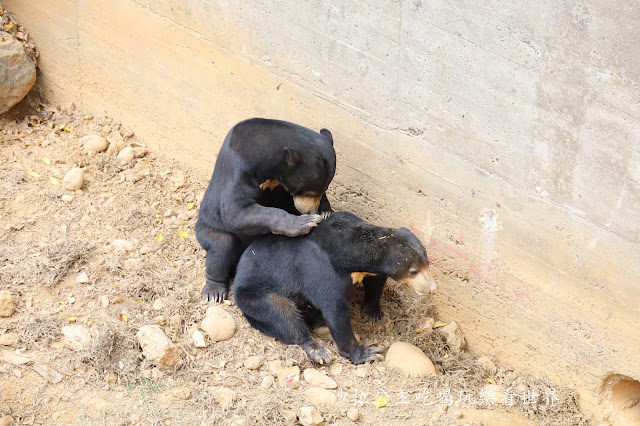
[233,211,431,365]
[196,118,336,302]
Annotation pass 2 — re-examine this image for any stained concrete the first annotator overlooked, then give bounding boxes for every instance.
[5,0,639,418]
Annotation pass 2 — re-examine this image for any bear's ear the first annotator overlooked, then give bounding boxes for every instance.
[319,129,333,145]
[283,147,301,167]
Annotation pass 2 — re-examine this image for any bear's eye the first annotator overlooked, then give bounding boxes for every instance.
[409,269,419,277]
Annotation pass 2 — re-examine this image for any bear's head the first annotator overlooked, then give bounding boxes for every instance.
[278,129,336,214]
[384,227,438,296]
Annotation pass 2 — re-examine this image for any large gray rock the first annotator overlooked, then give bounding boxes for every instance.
[0,32,36,114]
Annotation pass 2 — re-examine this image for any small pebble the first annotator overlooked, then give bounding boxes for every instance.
[244,355,262,370]
[62,167,84,190]
[0,290,15,317]
[347,407,359,422]
[82,134,108,152]
[192,330,206,348]
[260,375,274,390]
[76,272,89,283]
[117,146,134,164]
[61,194,74,202]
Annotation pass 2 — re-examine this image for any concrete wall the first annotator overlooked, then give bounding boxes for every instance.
[6,0,639,415]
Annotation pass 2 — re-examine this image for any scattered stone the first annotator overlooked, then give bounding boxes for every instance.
[0,333,19,346]
[347,407,359,422]
[476,355,496,371]
[0,32,36,114]
[0,290,15,317]
[33,364,64,384]
[192,330,206,348]
[76,272,89,284]
[111,239,135,252]
[0,415,15,426]
[136,325,184,370]
[62,167,84,190]
[244,355,262,370]
[482,384,507,405]
[297,406,323,426]
[438,321,466,353]
[261,375,274,390]
[303,368,337,389]
[117,146,134,164]
[280,409,297,423]
[277,366,300,388]
[210,386,236,409]
[169,314,183,330]
[355,365,368,378]
[329,363,342,376]
[82,134,108,152]
[385,342,436,377]
[0,350,32,365]
[172,387,192,400]
[105,372,118,384]
[201,306,236,342]
[61,194,74,203]
[100,295,110,309]
[111,294,125,304]
[420,317,435,334]
[152,298,165,310]
[62,325,92,351]
[133,146,147,158]
[267,359,283,373]
[304,387,337,406]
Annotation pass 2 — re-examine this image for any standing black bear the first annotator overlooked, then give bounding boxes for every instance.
[195,118,336,303]
[233,211,438,365]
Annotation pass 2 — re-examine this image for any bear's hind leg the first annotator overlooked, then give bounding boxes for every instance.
[237,291,331,364]
[196,223,244,303]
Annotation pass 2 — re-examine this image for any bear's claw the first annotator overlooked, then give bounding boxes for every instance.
[301,341,332,364]
[201,281,228,303]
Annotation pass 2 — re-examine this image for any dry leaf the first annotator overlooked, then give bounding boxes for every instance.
[375,396,388,408]
[49,177,60,185]
[119,313,128,322]
[67,316,78,322]
[179,231,189,238]
[43,157,51,165]
[155,233,164,243]
[186,203,196,210]
[27,170,40,178]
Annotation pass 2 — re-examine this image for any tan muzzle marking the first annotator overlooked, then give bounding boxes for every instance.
[293,194,322,214]
[400,266,438,295]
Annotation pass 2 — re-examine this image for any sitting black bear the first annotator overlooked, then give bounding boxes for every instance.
[233,211,438,364]
[195,118,336,303]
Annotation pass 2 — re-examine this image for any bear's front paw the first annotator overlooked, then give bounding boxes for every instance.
[201,281,228,303]
[361,303,383,323]
[277,214,323,237]
[301,340,332,364]
[349,344,384,365]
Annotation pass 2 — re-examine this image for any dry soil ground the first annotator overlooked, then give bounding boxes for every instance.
[0,104,586,425]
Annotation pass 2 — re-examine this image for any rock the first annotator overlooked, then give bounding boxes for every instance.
[297,406,323,426]
[476,355,496,371]
[482,384,507,405]
[303,368,337,389]
[267,359,283,373]
[106,133,126,155]
[76,272,89,283]
[261,375,274,390]
[329,363,342,376]
[0,32,36,114]
[105,372,118,384]
[62,168,84,190]
[0,290,15,317]
[111,294,125,304]
[201,306,236,342]
[100,295,109,309]
[0,333,19,346]
[355,365,368,378]
[0,415,15,426]
[33,364,64,384]
[347,407,359,421]
[244,355,261,370]
[61,194,74,203]
[304,387,337,406]
[152,298,165,310]
[438,321,466,353]
[280,409,297,423]
[385,342,436,377]
[117,146,134,164]
[192,330,206,348]
[277,366,300,388]
[81,134,108,152]
[0,350,32,365]
[62,325,92,351]
[136,325,184,370]
[111,239,135,252]
[210,386,236,409]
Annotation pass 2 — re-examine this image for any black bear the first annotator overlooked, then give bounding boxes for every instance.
[196,118,336,303]
[233,211,438,365]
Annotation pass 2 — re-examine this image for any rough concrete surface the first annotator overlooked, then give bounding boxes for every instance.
[5,0,639,419]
